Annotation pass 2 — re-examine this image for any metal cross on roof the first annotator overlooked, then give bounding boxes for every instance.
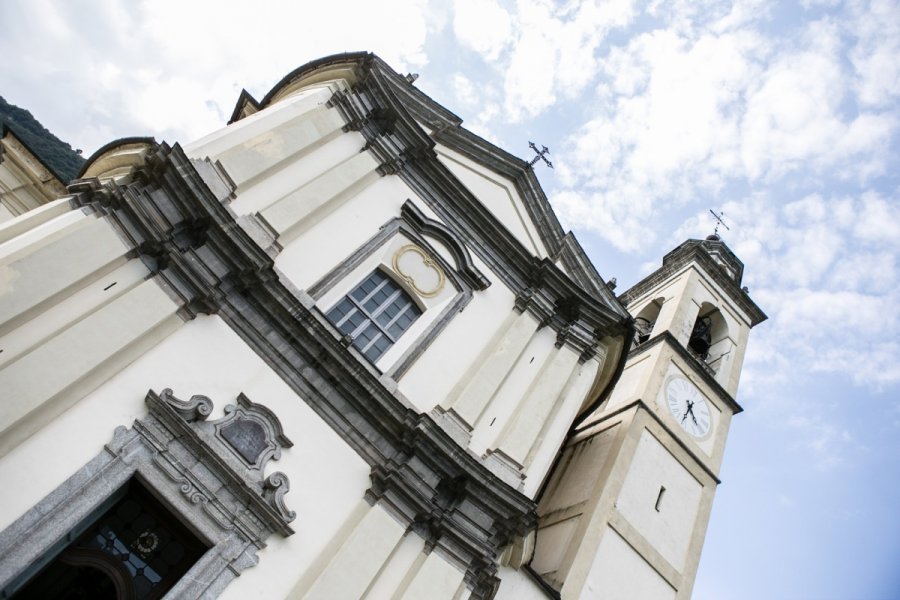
[528,142,553,169]
[709,209,731,236]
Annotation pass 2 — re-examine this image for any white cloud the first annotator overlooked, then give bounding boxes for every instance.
[453,0,512,61]
[852,191,900,246]
[785,414,855,471]
[553,27,766,250]
[0,0,432,153]
[708,189,900,392]
[450,0,638,122]
[740,18,897,181]
[453,73,479,107]
[551,3,899,254]
[847,0,900,108]
[553,188,654,252]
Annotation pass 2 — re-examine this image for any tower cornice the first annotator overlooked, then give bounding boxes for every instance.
[627,331,743,414]
[621,239,767,327]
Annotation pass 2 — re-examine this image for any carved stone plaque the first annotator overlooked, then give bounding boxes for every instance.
[220,418,267,465]
[213,393,293,473]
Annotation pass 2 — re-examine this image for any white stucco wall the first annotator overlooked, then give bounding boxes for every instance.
[397,251,515,413]
[0,315,371,600]
[274,175,411,291]
[436,145,547,258]
[581,527,676,600]
[494,566,552,600]
[616,429,703,572]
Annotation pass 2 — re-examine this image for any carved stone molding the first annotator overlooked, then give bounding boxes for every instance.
[620,238,766,327]
[321,56,631,346]
[68,140,537,600]
[400,200,490,291]
[365,415,536,600]
[0,389,294,598]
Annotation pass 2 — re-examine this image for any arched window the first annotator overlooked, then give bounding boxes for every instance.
[688,303,730,373]
[326,270,422,362]
[634,297,664,345]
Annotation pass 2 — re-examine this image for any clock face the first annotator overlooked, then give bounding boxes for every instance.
[666,377,712,438]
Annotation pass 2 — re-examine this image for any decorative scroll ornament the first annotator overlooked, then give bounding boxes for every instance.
[392,244,445,298]
[149,388,297,531]
[213,393,293,473]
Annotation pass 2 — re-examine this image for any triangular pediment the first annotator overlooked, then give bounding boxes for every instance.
[228,53,623,317]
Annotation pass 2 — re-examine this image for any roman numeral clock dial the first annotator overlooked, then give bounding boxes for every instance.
[666,377,712,439]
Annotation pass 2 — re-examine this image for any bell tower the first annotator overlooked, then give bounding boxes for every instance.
[530,235,766,599]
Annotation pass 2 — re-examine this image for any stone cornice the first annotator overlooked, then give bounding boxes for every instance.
[229,52,629,342]
[68,142,535,599]
[378,64,622,314]
[620,239,767,327]
[627,331,743,415]
[576,396,724,485]
[321,57,631,356]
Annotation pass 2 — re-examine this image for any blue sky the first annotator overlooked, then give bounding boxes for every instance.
[2,1,898,598]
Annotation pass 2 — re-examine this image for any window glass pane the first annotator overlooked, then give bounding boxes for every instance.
[374,294,405,327]
[328,299,366,336]
[12,480,206,600]
[364,334,392,362]
[326,270,422,365]
[353,323,379,349]
[326,298,351,322]
[342,308,367,335]
[352,271,386,302]
[364,287,392,313]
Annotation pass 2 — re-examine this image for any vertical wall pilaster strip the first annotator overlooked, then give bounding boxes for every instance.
[359,532,426,600]
[521,364,598,498]
[0,215,128,336]
[217,107,347,191]
[298,503,406,600]
[184,86,336,159]
[445,309,539,429]
[397,552,466,600]
[259,149,380,244]
[493,347,581,466]
[0,278,181,457]
[0,198,70,246]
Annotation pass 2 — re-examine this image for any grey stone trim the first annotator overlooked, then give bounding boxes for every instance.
[522,565,561,600]
[67,142,536,600]
[400,200,490,291]
[306,209,481,380]
[626,331,743,415]
[190,156,237,204]
[555,231,618,300]
[227,88,262,125]
[366,56,623,317]
[321,59,631,367]
[212,392,294,478]
[620,238,767,327]
[306,218,399,300]
[366,415,537,600]
[387,288,471,380]
[0,388,294,598]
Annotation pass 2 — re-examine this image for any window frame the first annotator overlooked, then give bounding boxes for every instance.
[309,201,490,379]
[327,269,423,363]
[0,389,295,599]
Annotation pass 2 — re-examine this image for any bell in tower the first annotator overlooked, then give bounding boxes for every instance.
[688,314,712,358]
[528,230,767,600]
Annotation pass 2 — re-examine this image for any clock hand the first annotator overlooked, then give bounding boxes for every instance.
[681,400,693,423]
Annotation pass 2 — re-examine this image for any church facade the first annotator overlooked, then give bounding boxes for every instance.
[0,53,764,599]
